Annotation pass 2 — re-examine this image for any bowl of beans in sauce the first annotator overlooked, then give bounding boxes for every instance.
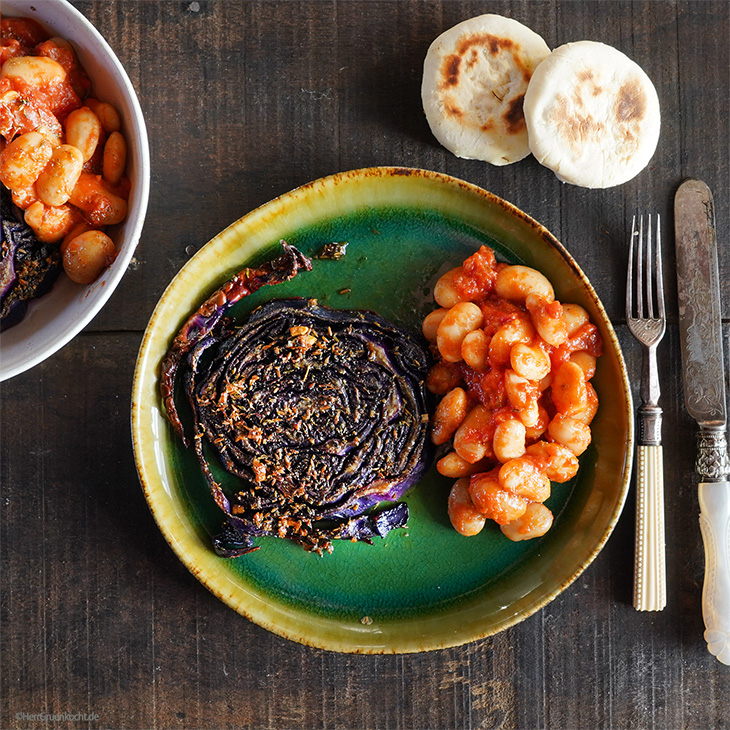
[0,0,150,380]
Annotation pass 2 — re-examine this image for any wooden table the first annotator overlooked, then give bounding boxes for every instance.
[2,1,729,728]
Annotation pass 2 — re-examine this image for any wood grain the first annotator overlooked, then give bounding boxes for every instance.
[2,2,730,729]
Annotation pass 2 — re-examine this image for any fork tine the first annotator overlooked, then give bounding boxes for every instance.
[654,214,665,319]
[637,215,645,319]
[627,215,636,319]
[646,214,655,319]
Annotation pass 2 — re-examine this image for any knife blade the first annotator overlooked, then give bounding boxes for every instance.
[675,178,730,665]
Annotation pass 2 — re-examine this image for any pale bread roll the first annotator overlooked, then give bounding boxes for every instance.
[524,41,661,188]
[421,15,551,165]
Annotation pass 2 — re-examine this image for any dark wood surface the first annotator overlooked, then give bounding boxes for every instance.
[2,1,729,728]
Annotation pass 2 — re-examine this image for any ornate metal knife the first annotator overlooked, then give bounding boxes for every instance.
[675,179,730,665]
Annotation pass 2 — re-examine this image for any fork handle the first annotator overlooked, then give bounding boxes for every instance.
[633,443,667,611]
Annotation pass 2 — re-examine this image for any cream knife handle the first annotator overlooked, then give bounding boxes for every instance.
[633,444,666,611]
[698,481,730,665]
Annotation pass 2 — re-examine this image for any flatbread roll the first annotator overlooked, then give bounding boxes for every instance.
[421,14,551,165]
[524,40,661,188]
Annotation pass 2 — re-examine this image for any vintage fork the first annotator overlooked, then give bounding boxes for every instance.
[626,214,667,611]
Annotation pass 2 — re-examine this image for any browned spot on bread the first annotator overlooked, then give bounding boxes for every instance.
[438,33,529,92]
[577,69,603,97]
[503,93,526,134]
[441,54,461,87]
[457,32,516,57]
[465,48,480,71]
[445,102,463,118]
[615,79,646,123]
[571,87,585,111]
[550,95,605,150]
[563,116,604,149]
[481,119,495,132]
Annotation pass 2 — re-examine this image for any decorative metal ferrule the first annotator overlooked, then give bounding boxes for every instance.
[638,405,663,446]
[697,427,730,482]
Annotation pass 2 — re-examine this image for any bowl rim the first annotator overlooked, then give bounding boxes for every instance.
[0,0,151,381]
[131,165,634,653]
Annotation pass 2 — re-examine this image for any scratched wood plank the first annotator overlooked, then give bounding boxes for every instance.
[2,2,730,730]
[75,0,730,334]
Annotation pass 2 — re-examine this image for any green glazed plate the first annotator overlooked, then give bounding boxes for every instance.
[131,167,633,654]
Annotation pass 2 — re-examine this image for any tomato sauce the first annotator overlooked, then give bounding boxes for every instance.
[550,322,603,368]
[0,17,48,48]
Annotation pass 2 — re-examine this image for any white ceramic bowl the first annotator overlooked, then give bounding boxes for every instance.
[0,0,150,381]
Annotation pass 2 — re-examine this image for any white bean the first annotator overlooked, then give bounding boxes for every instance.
[488,315,535,365]
[525,441,579,483]
[24,201,77,243]
[65,106,102,162]
[436,302,483,362]
[510,342,551,381]
[572,382,599,425]
[102,131,127,185]
[498,457,551,502]
[504,370,530,409]
[61,222,94,254]
[433,266,467,308]
[562,303,590,336]
[36,144,84,206]
[85,99,121,133]
[448,478,486,536]
[436,451,488,478]
[62,230,117,285]
[431,387,468,446]
[526,294,568,347]
[551,361,588,417]
[11,183,38,210]
[69,172,127,226]
[495,265,554,303]
[504,370,539,414]
[453,404,491,463]
[461,328,489,371]
[48,37,74,53]
[1,56,66,86]
[493,419,527,463]
[0,131,53,190]
[547,414,591,455]
[469,470,528,524]
[426,362,461,395]
[501,503,554,541]
[570,351,597,380]
[516,399,540,430]
[422,308,449,343]
[524,403,550,439]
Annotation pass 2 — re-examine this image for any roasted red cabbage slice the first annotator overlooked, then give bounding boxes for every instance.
[165,286,431,556]
[1,186,61,330]
[160,241,312,445]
